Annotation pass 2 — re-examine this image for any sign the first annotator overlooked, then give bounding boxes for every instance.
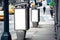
[15,9,26,30]
[32,9,38,22]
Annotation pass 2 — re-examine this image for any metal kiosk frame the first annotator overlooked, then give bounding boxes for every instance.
[14,5,29,40]
[31,8,40,27]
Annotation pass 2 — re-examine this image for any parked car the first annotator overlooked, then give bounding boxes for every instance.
[0,2,27,20]
[0,4,15,21]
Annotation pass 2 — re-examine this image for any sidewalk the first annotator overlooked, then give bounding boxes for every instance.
[26,24,56,40]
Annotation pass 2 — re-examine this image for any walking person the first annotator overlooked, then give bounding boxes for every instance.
[39,0,42,7]
[42,0,47,14]
[49,0,55,18]
[31,1,36,8]
[43,6,46,14]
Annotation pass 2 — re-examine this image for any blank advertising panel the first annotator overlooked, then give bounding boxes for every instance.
[32,9,38,22]
[15,9,26,30]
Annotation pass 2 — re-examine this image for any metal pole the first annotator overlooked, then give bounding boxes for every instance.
[56,0,58,23]
[1,0,12,40]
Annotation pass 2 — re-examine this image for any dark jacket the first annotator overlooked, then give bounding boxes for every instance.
[39,2,42,6]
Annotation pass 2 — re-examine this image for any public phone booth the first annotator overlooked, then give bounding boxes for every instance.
[14,1,29,40]
[31,8,40,27]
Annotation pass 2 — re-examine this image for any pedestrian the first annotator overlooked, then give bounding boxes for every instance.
[39,0,42,7]
[31,1,36,8]
[49,0,55,18]
[42,0,47,14]
[43,6,46,14]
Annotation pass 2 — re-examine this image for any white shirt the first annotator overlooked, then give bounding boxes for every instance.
[42,1,47,7]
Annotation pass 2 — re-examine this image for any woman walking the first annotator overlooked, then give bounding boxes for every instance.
[49,0,55,18]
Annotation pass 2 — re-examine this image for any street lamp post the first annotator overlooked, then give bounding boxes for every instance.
[1,0,12,40]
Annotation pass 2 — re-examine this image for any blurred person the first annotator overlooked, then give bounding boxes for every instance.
[42,0,47,14]
[34,0,37,5]
[49,0,55,18]
[31,1,36,8]
[9,3,15,13]
[39,0,42,7]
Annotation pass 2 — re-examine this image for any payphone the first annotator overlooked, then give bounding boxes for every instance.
[30,0,40,27]
[14,1,30,40]
[31,8,40,27]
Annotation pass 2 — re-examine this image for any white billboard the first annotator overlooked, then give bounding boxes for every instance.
[32,9,38,22]
[15,9,26,30]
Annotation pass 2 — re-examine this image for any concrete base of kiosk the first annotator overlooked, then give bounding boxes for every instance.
[32,22,38,27]
[16,30,26,40]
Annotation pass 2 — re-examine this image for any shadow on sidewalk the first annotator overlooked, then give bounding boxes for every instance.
[25,38,32,40]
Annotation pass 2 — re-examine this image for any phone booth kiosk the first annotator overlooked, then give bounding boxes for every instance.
[31,8,40,27]
[14,2,30,40]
